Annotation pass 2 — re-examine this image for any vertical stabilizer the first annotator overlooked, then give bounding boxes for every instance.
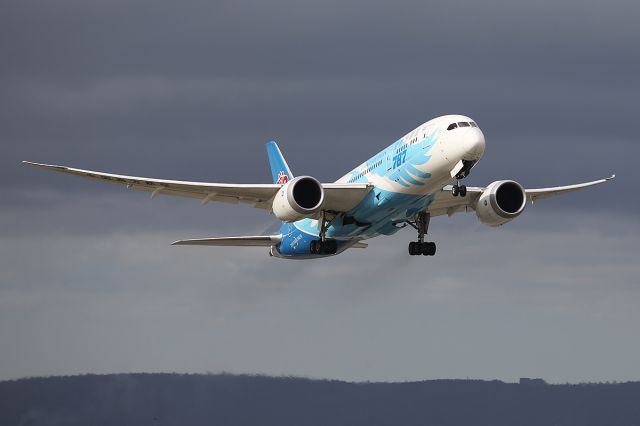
[266,141,294,184]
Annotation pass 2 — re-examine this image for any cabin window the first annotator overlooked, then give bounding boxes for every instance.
[447,123,457,130]
[470,122,478,127]
[458,122,470,127]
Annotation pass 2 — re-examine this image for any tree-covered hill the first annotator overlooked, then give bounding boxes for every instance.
[1,373,639,426]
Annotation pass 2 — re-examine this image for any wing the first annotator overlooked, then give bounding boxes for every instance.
[525,175,615,202]
[427,175,615,217]
[22,161,372,212]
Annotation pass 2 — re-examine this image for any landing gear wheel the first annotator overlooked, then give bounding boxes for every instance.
[421,242,436,256]
[407,211,437,257]
[452,184,467,197]
[311,239,337,255]
[408,241,416,255]
[414,243,424,256]
[324,239,337,255]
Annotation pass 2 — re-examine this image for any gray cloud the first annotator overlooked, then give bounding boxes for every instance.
[1,211,639,382]
[1,0,639,382]
[2,0,639,81]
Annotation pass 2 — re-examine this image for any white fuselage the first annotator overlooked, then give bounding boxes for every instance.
[337,114,485,195]
[279,115,486,256]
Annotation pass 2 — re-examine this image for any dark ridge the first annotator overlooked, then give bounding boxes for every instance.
[1,373,639,426]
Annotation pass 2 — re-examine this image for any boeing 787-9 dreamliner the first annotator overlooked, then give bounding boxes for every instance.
[24,114,614,259]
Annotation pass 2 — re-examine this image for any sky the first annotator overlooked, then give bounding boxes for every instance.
[1,0,639,383]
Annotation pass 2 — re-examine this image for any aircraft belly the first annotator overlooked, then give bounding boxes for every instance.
[329,189,437,239]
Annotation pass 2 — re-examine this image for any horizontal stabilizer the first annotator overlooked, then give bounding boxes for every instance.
[172,235,282,247]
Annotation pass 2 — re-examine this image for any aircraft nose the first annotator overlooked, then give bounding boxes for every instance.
[463,128,485,160]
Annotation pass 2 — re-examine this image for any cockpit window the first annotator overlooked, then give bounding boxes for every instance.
[458,122,470,127]
[447,123,457,130]
[470,122,477,127]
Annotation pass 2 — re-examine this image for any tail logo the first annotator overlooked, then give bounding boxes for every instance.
[276,171,289,184]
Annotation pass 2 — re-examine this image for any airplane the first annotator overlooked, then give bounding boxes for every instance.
[23,114,614,260]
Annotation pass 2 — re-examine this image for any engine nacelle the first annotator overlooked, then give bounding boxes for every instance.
[272,176,325,222]
[475,180,527,227]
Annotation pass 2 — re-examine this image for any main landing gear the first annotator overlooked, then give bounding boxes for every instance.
[452,180,467,197]
[310,211,338,255]
[409,241,435,256]
[310,239,337,255]
[407,211,436,256]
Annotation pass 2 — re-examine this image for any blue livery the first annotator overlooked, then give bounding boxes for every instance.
[271,130,441,259]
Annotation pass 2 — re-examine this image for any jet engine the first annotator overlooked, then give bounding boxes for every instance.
[475,180,527,226]
[272,176,325,222]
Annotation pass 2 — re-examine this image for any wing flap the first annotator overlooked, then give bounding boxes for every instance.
[172,235,282,246]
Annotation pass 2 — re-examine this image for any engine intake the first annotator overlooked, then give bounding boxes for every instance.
[475,180,526,226]
[272,176,324,222]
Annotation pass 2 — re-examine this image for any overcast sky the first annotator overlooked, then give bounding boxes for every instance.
[1,0,638,383]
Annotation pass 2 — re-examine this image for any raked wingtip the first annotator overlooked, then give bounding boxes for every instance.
[22,161,52,168]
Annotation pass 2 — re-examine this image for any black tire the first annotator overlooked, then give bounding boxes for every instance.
[310,240,319,254]
[415,242,424,256]
[427,242,436,256]
[459,185,467,197]
[408,242,416,255]
[452,185,459,197]
[325,240,337,255]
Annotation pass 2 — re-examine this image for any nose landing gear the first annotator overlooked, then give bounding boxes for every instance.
[407,211,436,256]
[451,160,476,197]
[452,180,467,197]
